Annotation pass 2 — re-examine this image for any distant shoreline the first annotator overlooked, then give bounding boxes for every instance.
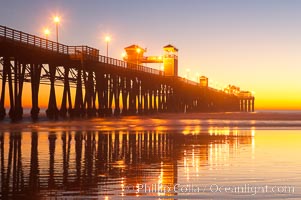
[150,111,301,121]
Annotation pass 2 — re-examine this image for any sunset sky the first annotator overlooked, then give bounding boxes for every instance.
[1,0,301,110]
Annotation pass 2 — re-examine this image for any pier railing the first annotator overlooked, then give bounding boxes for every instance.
[98,55,162,75]
[0,25,163,75]
[0,25,69,54]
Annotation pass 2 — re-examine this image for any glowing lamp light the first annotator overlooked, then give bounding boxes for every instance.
[53,15,60,43]
[104,35,111,58]
[105,36,111,43]
[136,48,141,54]
[53,16,60,23]
[44,28,50,37]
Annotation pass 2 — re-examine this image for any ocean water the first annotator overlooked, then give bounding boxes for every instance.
[0,112,301,199]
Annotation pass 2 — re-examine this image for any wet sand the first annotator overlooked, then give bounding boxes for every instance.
[1,111,301,132]
[1,112,301,199]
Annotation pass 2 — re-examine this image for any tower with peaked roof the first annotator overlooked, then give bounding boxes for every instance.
[163,44,178,76]
[124,44,146,65]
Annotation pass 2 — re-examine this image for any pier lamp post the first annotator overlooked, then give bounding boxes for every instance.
[196,72,200,82]
[160,65,164,76]
[44,28,50,39]
[53,16,60,43]
[158,56,163,71]
[136,47,141,67]
[121,52,127,60]
[186,68,190,81]
[44,28,50,48]
[105,36,111,58]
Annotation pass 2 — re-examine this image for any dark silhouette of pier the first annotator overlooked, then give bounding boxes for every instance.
[0,25,255,120]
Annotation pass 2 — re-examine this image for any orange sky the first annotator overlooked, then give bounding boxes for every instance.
[1,81,299,110]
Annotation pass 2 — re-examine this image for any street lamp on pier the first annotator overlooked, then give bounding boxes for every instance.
[136,47,141,67]
[186,68,190,80]
[53,16,60,43]
[44,28,50,40]
[44,28,50,49]
[105,36,111,58]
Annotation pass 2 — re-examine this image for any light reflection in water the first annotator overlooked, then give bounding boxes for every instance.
[0,127,300,199]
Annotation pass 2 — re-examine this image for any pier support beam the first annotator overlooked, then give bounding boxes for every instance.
[85,70,96,117]
[248,99,251,112]
[30,64,41,120]
[46,65,59,119]
[73,68,85,117]
[240,99,243,112]
[143,91,149,114]
[0,57,9,120]
[154,90,158,113]
[60,67,72,118]
[158,86,162,112]
[132,79,138,114]
[103,74,109,116]
[128,78,137,115]
[113,75,120,116]
[96,72,105,117]
[8,59,26,120]
[121,77,128,115]
[166,87,172,112]
[244,99,248,112]
[138,80,142,114]
[149,90,153,113]
[108,75,113,116]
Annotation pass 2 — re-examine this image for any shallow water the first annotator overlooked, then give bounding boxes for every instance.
[1,115,301,199]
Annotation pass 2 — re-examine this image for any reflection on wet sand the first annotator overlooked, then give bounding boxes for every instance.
[0,128,253,198]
